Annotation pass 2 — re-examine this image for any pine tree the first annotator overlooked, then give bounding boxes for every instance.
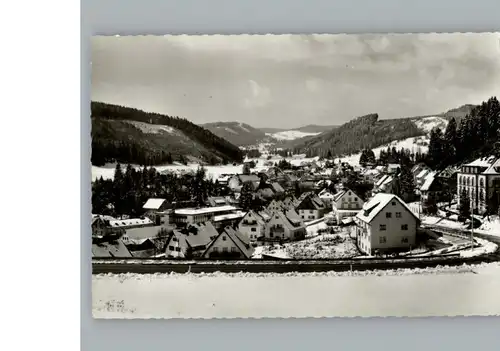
[428,127,444,169]
[459,188,471,222]
[423,196,438,215]
[399,163,415,202]
[443,117,457,166]
[239,181,254,210]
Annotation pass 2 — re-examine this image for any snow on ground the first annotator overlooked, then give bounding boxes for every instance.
[460,237,498,258]
[476,216,500,237]
[335,136,429,166]
[93,262,500,318]
[412,116,449,133]
[124,121,178,135]
[257,230,359,260]
[421,215,467,230]
[266,130,321,141]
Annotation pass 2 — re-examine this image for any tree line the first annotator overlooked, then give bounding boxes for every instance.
[427,96,500,170]
[92,164,230,217]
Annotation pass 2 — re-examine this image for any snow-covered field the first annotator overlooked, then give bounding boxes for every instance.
[412,116,448,133]
[266,130,321,141]
[335,136,430,166]
[92,155,321,181]
[476,216,500,237]
[93,262,500,318]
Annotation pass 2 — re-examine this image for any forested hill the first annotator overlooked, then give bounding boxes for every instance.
[90,102,244,166]
[290,113,424,157]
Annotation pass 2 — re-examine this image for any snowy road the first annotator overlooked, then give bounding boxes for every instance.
[93,263,500,319]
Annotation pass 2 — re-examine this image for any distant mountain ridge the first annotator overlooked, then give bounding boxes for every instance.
[201,121,267,146]
[91,102,244,166]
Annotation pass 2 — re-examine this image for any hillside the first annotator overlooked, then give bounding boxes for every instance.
[202,122,267,146]
[91,102,244,166]
[259,124,338,134]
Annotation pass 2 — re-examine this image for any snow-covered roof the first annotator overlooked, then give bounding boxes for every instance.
[142,198,167,210]
[174,205,237,216]
[375,174,389,187]
[213,211,246,222]
[420,173,436,192]
[356,193,418,224]
[463,156,497,167]
[416,169,429,179]
[483,158,500,175]
[109,218,154,228]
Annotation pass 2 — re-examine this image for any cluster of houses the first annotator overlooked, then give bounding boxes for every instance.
[93,154,485,260]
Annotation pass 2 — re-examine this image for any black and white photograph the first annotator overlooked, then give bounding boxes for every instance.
[91,33,500,319]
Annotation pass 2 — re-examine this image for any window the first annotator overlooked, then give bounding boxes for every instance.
[391,201,396,206]
[212,247,218,252]
[386,212,392,218]
[172,237,178,242]
[401,224,408,230]
[379,224,386,231]
[354,198,358,201]
[169,246,174,251]
[401,237,409,243]
[222,236,227,241]
[301,216,304,219]
[395,212,402,218]
[270,232,274,238]
[251,228,256,232]
[175,247,180,252]
[222,247,228,252]
[379,236,387,244]
[231,247,238,253]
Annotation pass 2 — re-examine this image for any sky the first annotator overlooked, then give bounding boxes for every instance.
[91,33,500,128]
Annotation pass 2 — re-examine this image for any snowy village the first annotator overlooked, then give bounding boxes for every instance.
[91,98,500,268]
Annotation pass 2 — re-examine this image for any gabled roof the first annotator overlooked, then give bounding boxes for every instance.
[463,155,497,167]
[185,222,218,248]
[241,210,266,225]
[143,198,167,210]
[202,227,254,258]
[375,174,389,187]
[237,174,260,183]
[483,158,500,175]
[356,193,418,224]
[416,169,430,179]
[92,239,132,258]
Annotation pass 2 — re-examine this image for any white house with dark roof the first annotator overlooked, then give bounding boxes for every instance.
[457,156,500,214]
[164,222,219,258]
[294,192,327,220]
[238,210,267,243]
[331,188,364,224]
[263,209,306,242]
[354,193,419,255]
[202,226,254,259]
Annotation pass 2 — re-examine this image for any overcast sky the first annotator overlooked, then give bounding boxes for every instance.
[91,33,500,128]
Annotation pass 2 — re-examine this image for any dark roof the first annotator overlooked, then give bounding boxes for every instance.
[92,239,132,258]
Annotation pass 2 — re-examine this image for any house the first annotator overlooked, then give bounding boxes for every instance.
[373,174,394,194]
[206,196,230,207]
[108,217,154,230]
[354,193,419,255]
[263,210,306,242]
[92,237,132,258]
[169,205,239,226]
[91,215,124,238]
[164,222,219,258]
[415,168,432,189]
[228,174,260,192]
[436,166,459,199]
[294,192,327,220]
[212,211,247,230]
[457,156,500,214]
[142,198,170,224]
[238,210,268,243]
[256,187,275,201]
[387,163,401,174]
[270,182,285,196]
[202,226,254,259]
[267,199,285,212]
[331,188,364,224]
[318,189,336,207]
[420,174,448,204]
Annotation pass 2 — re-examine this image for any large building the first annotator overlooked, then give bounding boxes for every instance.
[457,156,500,214]
[354,193,419,255]
[168,205,239,226]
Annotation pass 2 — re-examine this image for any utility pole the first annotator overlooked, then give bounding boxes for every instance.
[470,196,474,248]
